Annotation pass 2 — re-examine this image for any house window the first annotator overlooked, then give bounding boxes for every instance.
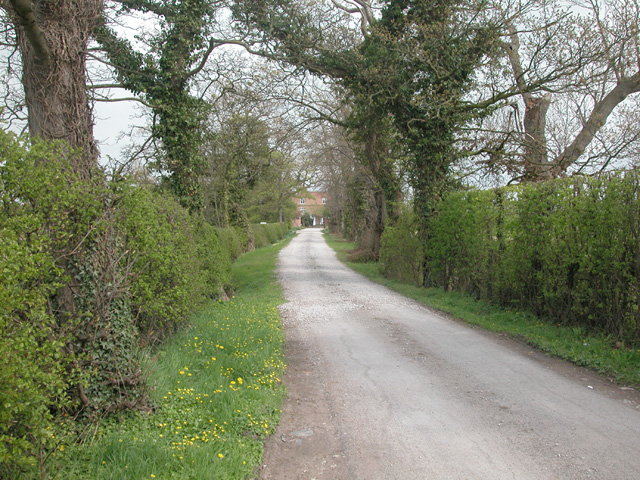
[322,198,327,205]
[299,198,305,205]
[300,207,305,213]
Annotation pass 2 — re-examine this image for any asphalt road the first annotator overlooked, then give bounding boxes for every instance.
[259,228,640,480]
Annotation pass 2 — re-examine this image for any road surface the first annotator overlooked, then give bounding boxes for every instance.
[259,228,640,480]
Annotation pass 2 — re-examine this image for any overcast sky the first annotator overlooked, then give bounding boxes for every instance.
[93,96,146,163]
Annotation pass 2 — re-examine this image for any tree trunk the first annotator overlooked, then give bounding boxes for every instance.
[5,0,103,327]
[359,186,385,258]
[360,132,385,257]
[522,93,552,181]
[9,0,101,177]
[504,22,554,181]
[358,130,402,258]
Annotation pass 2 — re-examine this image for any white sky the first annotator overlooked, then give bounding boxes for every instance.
[93,97,145,163]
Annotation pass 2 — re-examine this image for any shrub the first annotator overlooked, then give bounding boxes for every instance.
[379,211,424,285]
[116,184,230,340]
[195,219,232,295]
[425,188,503,295]
[423,172,640,342]
[0,132,92,474]
[250,223,289,249]
[0,131,235,476]
[252,224,269,248]
[0,230,70,475]
[263,223,280,244]
[215,226,244,261]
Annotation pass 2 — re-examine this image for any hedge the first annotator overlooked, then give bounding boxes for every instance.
[0,131,234,476]
[379,210,424,285]
[0,134,89,474]
[381,171,640,342]
[251,222,290,249]
[214,226,244,261]
[117,185,231,339]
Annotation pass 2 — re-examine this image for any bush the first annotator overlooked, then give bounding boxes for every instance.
[252,224,269,248]
[116,184,231,339]
[0,231,70,475]
[250,223,289,249]
[423,172,640,342]
[0,133,93,475]
[215,226,244,261]
[0,130,234,476]
[195,219,232,296]
[379,211,424,285]
[426,188,502,295]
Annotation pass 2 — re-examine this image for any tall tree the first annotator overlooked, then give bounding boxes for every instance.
[0,1,150,424]
[354,0,499,226]
[241,151,302,224]
[231,0,409,256]
[553,0,640,174]
[234,0,498,257]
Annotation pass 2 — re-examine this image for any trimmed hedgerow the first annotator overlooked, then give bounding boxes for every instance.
[0,132,99,476]
[116,185,230,339]
[215,226,244,261]
[379,210,424,285]
[422,172,640,342]
[251,222,289,249]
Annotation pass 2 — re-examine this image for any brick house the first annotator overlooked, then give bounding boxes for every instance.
[292,192,329,228]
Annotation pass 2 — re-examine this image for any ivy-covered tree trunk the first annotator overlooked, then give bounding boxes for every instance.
[154,92,208,211]
[8,0,101,177]
[357,130,401,258]
[96,0,218,211]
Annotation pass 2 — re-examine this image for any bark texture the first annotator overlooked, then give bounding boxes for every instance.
[8,0,101,177]
[505,22,553,181]
[522,93,552,180]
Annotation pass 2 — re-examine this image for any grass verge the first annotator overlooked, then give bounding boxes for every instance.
[51,234,294,480]
[324,232,640,386]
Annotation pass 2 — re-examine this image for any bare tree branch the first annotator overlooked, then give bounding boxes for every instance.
[185,38,221,79]
[93,96,152,108]
[556,71,640,171]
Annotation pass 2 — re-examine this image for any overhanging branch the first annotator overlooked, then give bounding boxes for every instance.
[93,96,152,108]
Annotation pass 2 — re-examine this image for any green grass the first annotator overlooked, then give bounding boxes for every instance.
[50,234,294,480]
[324,232,640,386]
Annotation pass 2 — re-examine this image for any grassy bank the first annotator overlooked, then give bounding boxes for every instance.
[324,232,640,386]
[51,235,293,480]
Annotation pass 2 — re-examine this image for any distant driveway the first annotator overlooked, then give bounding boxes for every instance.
[260,228,640,479]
